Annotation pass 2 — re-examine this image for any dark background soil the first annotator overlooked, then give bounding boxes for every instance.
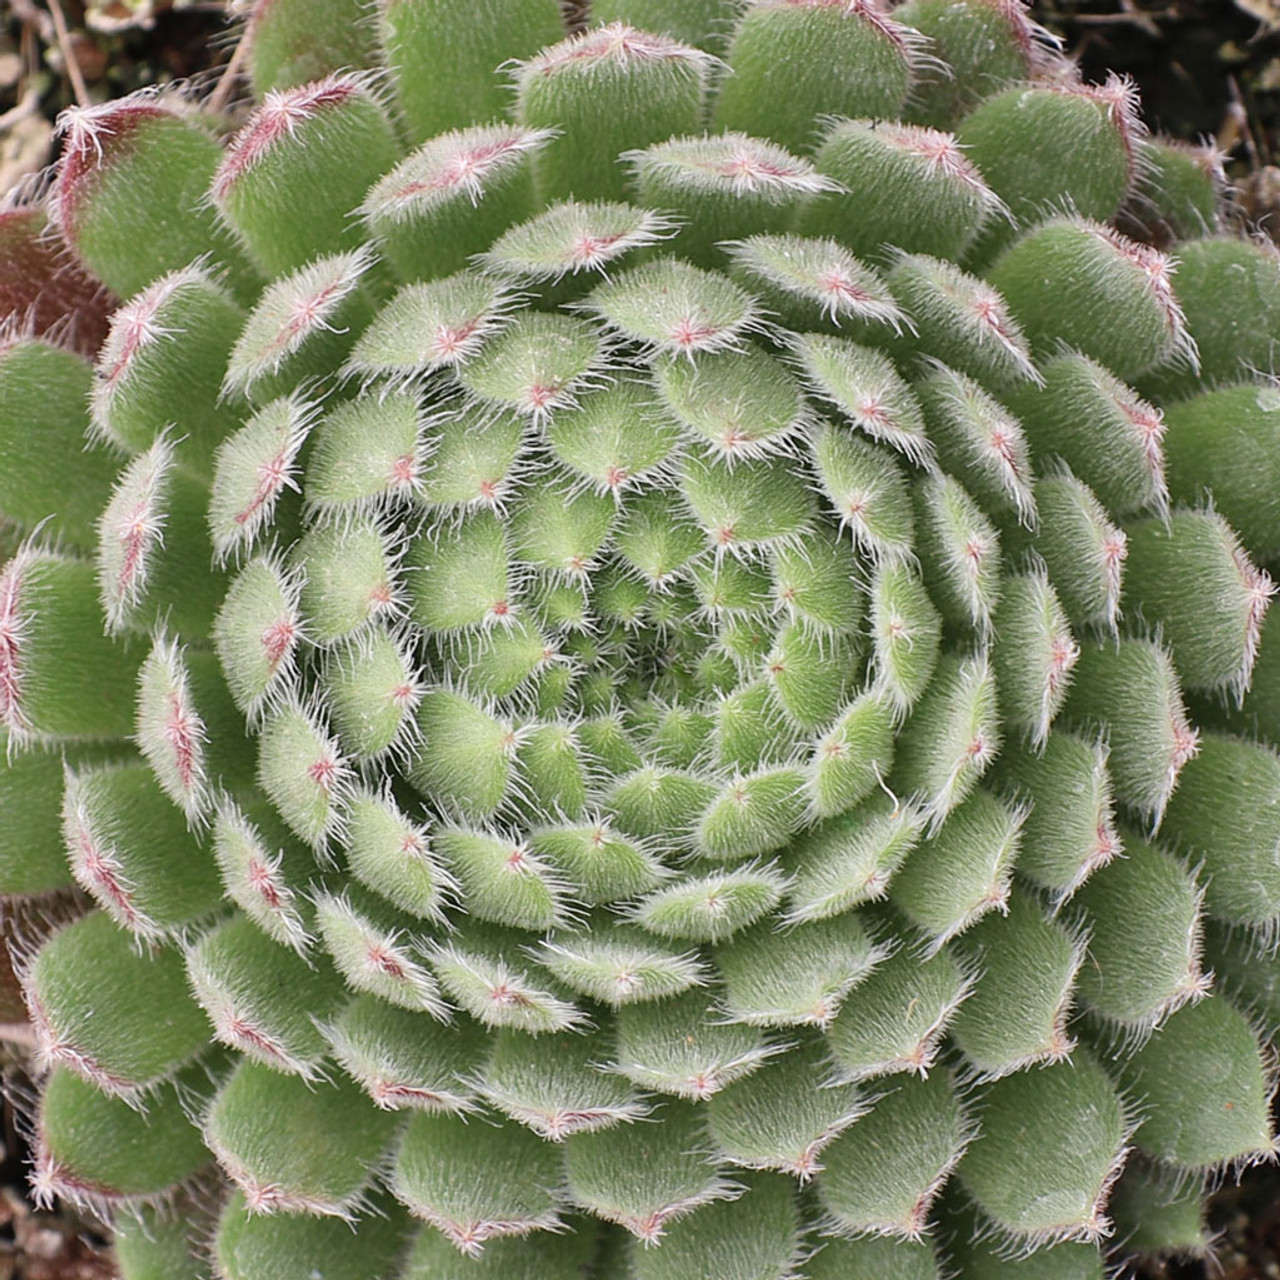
[1041,1,1280,157]
[4,0,1280,177]
[0,1,1278,1277]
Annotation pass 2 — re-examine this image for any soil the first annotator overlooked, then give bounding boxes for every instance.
[0,1063,113,1280]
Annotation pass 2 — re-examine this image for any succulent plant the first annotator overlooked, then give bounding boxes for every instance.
[2,1,1280,1277]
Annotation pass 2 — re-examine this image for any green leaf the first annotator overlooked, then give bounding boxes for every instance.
[958,1053,1127,1247]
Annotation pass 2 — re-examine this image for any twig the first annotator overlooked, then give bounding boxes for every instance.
[45,0,92,109]
[207,26,251,115]
[1071,0,1168,38]
[1225,74,1262,170]
[0,86,41,133]
[0,1022,37,1049]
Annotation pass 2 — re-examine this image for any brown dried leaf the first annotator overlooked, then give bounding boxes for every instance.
[1235,0,1280,31]
[0,118,52,212]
